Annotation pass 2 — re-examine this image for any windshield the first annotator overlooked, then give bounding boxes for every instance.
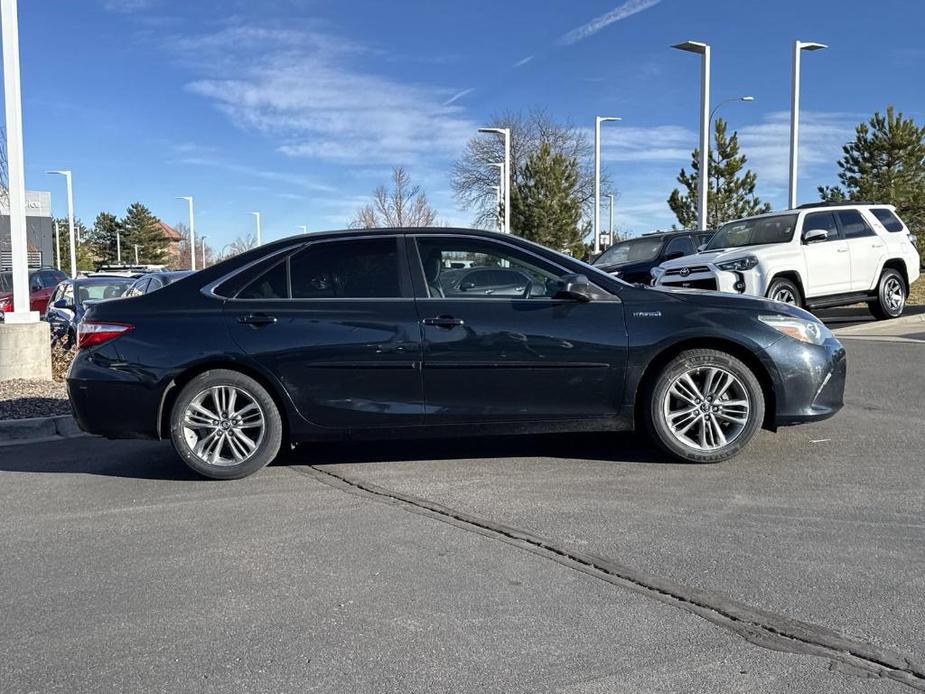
[0,272,11,292]
[594,237,663,266]
[706,214,798,251]
[75,280,132,304]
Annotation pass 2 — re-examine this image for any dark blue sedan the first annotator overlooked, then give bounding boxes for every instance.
[45,276,135,347]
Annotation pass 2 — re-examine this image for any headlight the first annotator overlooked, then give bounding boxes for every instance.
[759,314,833,345]
[717,256,759,272]
[650,266,665,279]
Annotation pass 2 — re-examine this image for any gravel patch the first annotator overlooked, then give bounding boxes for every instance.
[0,379,70,420]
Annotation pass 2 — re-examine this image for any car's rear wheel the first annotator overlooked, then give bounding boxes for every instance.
[868,268,906,320]
[169,369,283,480]
[645,349,765,463]
[766,277,802,306]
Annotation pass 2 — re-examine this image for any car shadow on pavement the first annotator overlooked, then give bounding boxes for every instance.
[288,431,670,467]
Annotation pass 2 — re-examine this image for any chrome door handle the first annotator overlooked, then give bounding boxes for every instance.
[836,247,849,253]
[422,316,465,329]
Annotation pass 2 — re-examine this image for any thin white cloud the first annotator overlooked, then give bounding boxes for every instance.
[443,88,475,106]
[514,56,534,67]
[169,25,477,166]
[168,154,336,194]
[559,0,661,46]
[597,125,697,162]
[101,0,158,12]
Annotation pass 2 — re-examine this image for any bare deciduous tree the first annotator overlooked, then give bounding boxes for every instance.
[350,167,439,228]
[451,109,609,231]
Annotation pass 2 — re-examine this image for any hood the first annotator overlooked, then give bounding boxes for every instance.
[647,284,819,322]
[594,258,653,274]
[658,244,780,270]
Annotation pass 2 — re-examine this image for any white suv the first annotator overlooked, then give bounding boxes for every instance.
[652,203,921,319]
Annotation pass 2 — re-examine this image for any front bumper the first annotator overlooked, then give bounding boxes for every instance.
[761,336,846,427]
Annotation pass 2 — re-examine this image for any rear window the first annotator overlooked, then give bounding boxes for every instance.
[870,208,905,233]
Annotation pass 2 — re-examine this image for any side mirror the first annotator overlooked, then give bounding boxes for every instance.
[697,243,707,252]
[53,298,73,310]
[459,280,475,291]
[803,229,828,244]
[554,274,593,302]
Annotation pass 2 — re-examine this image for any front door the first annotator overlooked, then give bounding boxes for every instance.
[225,236,424,428]
[801,211,851,297]
[410,235,628,423]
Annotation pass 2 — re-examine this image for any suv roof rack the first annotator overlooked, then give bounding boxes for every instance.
[795,200,880,210]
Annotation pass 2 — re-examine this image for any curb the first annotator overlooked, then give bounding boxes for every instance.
[0,414,89,447]
[832,311,925,337]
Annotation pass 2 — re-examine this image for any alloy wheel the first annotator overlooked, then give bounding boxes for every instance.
[771,286,797,305]
[182,385,266,466]
[662,366,750,451]
[884,276,904,313]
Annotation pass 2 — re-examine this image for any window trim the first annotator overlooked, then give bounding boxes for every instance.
[408,234,619,303]
[224,234,413,302]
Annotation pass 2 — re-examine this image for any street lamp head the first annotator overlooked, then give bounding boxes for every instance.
[741,96,755,102]
[46,169,70,176]
[596,116,622,124]
[177,195,192,202]
[671,40,709,54]
[798,41,827,51]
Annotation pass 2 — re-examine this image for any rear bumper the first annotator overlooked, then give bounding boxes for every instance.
[67,351,164,439]
[762,336,846,427]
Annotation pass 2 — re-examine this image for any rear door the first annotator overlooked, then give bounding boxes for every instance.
[225,235,424,428]
[837,209,885,292]
[801,211,851,297]
[410,234,628,424]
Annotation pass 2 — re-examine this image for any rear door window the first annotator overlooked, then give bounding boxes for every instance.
[836,210,876,239]
[290,238,402,299]
[870,208,905,233]
[664,236,694,258]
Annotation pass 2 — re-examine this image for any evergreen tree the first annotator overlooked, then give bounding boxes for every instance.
[510,142,587,256]
[89,212,123,264]
[668,118,771,229]
[819,106,925,246]
[52,217,96,271]
[121,202,168,265]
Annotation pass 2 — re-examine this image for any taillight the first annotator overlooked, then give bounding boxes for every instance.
[0,296,11,312]
[77,321,133,349]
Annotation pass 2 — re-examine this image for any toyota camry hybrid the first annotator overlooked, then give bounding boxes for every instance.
[67,228,846,480]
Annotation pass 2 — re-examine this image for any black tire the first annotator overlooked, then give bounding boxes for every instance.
[169,369,283,480]
[766,277,802,307]
[645,349,765,464]
[867,268,906,320]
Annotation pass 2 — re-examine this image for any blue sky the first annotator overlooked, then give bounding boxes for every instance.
[10,0,925,249]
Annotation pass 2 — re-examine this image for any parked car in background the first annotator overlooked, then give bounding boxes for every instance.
[124,270,193,297]
[44,276,135,347]
[68,227,845,480]
[0,267,67,318]
[653,202,921,319]
[436,266,535,297]
[592,230,714,285]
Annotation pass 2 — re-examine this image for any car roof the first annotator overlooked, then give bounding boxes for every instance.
[722,202,898,226]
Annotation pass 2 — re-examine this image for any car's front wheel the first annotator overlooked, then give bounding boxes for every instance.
[766,277,802,306]
[169,369,283,480]
[868,268,906,320]
[645,349,765,463]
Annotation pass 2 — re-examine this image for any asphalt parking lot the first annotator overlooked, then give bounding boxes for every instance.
[1,325,924,693]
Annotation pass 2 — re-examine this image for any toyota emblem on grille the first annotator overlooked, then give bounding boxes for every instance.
[679,267,691,277]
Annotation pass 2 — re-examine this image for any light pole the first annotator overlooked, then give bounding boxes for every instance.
[789,41,827,209]
[47,170,77,278]
[490,185,501,231]
[116,228,122,264]
[608,193,615,243]
[177,196,196,270]
[490,162,504,231]
[134,244,139,266]
[478,128,510,233]
[672,40,710,231]
[298,225,308,234]
[250,211,262,245]
[594,116,621,254]
[200,235,207,269]
[1,0,34,320]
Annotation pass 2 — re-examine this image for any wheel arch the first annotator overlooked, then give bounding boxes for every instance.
[767,271,805,303]
[633,337,778,431]
[879,258,910,291]
[157,359,292,444]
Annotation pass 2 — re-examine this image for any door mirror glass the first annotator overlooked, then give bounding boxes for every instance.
[802,229,828,244]
[554,274,593,302]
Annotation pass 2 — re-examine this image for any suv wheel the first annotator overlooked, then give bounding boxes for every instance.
[868,268,906,320]
[645,349,765,463]
[170,369,283,480]
[766,277,802,306]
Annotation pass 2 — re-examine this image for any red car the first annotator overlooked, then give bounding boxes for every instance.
[0,267,68,316]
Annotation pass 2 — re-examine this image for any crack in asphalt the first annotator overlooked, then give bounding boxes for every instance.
[294,463,925,691]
